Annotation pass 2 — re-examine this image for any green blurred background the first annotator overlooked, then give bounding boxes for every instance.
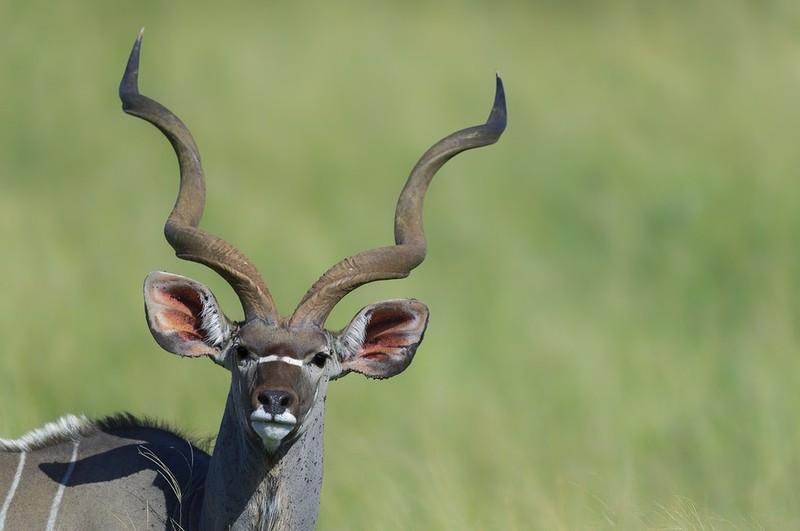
[2,0,800,528]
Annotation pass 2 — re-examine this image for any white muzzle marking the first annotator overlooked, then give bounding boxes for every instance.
[250,410,297,450]
[257,355,304,367]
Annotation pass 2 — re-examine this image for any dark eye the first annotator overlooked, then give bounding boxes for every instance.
[235,345,249,361]
[312,352,329,369]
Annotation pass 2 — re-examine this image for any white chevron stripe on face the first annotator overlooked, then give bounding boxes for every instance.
[257,355,304,367]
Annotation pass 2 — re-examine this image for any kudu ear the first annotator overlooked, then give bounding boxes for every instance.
[335,299,429,379]
[144,271,232,362]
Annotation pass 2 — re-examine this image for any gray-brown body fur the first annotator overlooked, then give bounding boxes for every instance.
[1,414,209,530]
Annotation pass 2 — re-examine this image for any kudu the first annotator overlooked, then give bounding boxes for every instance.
[0,31,506,530]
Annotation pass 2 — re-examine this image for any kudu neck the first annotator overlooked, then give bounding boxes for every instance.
[198,391,326,531]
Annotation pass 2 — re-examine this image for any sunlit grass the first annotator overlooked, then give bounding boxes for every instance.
[2,1,800,528]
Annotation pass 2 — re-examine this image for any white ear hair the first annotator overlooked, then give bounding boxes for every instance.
[199,291,229,348]
[334,311,368,360]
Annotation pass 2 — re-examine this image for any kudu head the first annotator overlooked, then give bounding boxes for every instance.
[119,31,506,453]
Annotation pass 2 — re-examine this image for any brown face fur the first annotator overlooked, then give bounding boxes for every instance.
[233,321,332,430]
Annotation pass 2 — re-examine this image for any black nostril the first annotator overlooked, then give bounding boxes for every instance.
[257,390,293,414]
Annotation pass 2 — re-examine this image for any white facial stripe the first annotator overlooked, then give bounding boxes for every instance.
[257,355,304,367]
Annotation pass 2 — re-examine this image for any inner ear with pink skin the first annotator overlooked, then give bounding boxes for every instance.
[336,299,429,380]
[144,271,231,360]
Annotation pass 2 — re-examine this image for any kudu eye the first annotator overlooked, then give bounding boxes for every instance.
[311,352,330,369]
[235,345,249,361]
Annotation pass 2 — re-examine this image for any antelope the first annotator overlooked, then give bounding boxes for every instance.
[0,31,506,530]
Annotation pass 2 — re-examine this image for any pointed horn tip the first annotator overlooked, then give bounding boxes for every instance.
[129,28,144,61]
[119,30,144,101]
[489,72,507,133]
[493,72,505,106]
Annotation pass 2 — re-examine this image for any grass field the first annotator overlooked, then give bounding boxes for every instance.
[3,1,800,528]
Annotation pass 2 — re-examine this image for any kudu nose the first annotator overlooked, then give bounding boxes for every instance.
[257,390,294,415]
